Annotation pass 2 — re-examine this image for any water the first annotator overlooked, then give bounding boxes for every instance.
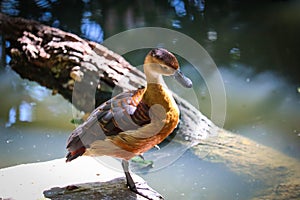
[144,150,252,200]
[1,0,300,199]
[0,67,73,168]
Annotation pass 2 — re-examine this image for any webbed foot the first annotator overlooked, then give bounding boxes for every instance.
[128,181,164,200]
[122,159,163,200]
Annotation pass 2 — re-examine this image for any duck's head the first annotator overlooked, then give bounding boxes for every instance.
[144,48,193,88]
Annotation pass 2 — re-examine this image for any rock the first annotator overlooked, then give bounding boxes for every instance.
[0,157,155,200]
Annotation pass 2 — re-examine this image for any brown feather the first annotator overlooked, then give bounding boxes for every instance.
[66,49,182,162]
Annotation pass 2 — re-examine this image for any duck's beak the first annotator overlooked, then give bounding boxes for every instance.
[173,70,193,88]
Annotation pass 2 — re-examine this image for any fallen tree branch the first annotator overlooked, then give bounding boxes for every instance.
[1,13,299,199]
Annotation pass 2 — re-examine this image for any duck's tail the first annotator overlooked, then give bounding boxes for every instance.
[66,146,86,162]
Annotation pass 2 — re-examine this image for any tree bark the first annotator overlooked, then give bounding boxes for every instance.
[1,13,299,199]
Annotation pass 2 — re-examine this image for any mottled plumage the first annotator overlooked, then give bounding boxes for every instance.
[65,48,192,199]
[66,87,151,161]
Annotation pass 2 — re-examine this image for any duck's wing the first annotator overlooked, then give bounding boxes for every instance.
[66,87,150,161]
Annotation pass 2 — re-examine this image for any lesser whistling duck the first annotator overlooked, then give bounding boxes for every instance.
[66,48,192,199]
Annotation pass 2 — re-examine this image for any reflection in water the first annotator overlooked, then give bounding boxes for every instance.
[81,11,103,43]
[220,65,300,158]
[5,101,35,127]
[207,31,217,42]
[192,0,205,12]
[170,0,205,17]
[5,107,16,128]
[35,0,52,9]
[229,47,241,60]
[19,101,35,122]
[171,19,182,29]
[39,11,52,22]
[170,0,187,17]
[0,0,20,16]
[25,83,51,101]
[144,150,251,200]
[0,68,73,168]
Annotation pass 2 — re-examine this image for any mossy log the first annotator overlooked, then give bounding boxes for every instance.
[1,13,299,199]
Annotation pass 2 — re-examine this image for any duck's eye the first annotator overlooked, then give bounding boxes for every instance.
[161,65,168,70]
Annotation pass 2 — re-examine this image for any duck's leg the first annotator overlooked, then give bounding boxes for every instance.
[121,159,164,200]
[122,159,137,191]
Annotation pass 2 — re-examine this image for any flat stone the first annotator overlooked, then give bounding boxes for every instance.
[0,156,150,200]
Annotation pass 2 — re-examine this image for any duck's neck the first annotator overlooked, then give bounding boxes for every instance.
[144,65,166,87]
[143,83,175,111]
